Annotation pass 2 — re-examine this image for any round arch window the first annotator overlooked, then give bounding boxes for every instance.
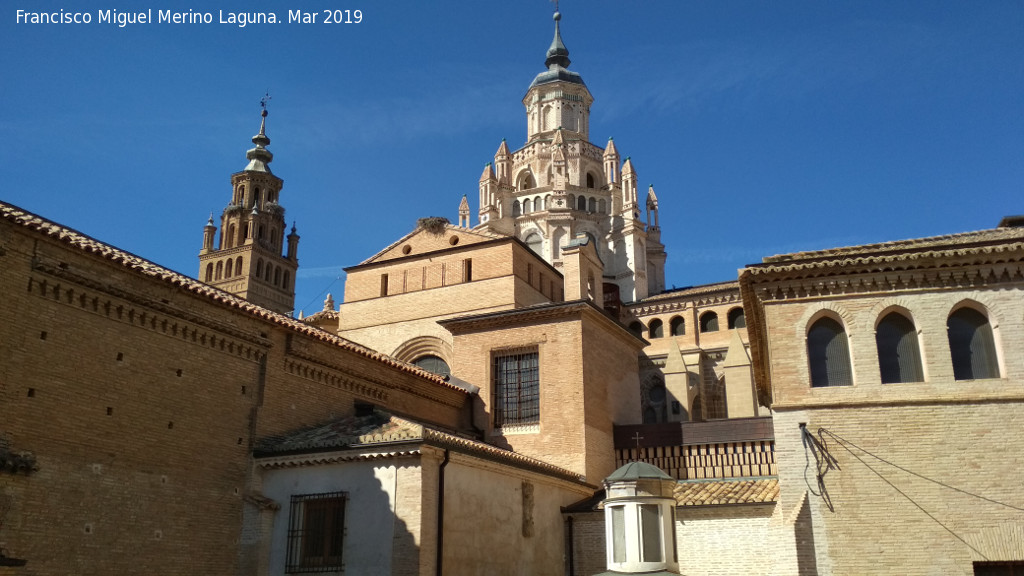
[412,355,451,378]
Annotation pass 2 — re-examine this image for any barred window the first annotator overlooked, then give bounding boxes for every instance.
[286,492,347,574]
[493,350,540,428]
[876,312,924,384]
[727,307,746,329]
[948,307,999,380]
[699,311,719,333]
[669,316,685,336]
[807,317,853,387]
[648,319,664,339]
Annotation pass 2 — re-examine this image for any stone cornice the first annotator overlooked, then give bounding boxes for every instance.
[744,256,1024,303]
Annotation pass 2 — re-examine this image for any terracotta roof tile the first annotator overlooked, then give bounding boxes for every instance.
[749,227,1024,276]
[673,477,779,506]
[255,410,587,483]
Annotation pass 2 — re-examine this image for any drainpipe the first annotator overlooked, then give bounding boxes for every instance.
[565,515,575,575]
[436,449,450,576]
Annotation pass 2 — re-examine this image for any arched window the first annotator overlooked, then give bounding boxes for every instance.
[265,264,273,282]
[524,233,543,256]
[412,355,451,378]
[523,198,531,213]
[699,311,719,333]
[670,316,685,336]
[807,317,853,387]
[690,395,703,422]
[512,200,522,218]
[628,321,644,339]
[648,319,664,339]
[255,259,263,277]
[517,171,536,191]
[227,224,236,248]
[586,173,595,188]
[224,259,233,277]
[588,197,597,212]
[282,270,290,290]
[876,312,924,383]
[252,187,261,208]
[235,256,243,275]
[727,307,746,329]
[215,261,223,280]
[205,263,213,282]
[947,307,999,380]
[577,196,587,211]
[274,267,281,286]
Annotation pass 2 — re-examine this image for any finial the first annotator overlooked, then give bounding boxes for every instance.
[545,1,570,69]
[291,221,297,234]
[245,95,274,173]
[206,212,215,226]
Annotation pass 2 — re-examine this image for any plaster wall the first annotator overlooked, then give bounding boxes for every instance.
[260,460,407,576]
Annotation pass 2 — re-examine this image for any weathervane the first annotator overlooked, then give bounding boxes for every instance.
[260,91,272,112]
[551,0,559,12]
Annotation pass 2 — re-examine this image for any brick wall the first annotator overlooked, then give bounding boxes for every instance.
[0,215,470,575]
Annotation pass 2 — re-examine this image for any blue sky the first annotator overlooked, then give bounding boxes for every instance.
[4,1,1023,315]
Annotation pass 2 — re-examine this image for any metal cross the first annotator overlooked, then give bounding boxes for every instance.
[260,91,272,111]
[631,432,643,449]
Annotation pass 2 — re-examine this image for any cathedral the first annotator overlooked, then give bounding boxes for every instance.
[2,8,1023,576]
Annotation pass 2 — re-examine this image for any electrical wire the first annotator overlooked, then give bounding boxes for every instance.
[818,427,999,561]
[819,428,1024,513]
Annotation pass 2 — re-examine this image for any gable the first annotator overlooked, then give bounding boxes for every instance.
[359,222,506,266]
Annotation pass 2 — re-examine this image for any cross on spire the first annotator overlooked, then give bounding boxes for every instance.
[260,91,272,112]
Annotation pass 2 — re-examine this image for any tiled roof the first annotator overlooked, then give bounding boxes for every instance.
[255,410,587,483]
[748,226,1024,276]
[563,477,778,512]
[633,280,740,304]
[0,201,466,395]
[673,477,778,506]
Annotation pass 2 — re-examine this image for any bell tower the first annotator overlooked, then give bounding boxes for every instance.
[199,101,299,314]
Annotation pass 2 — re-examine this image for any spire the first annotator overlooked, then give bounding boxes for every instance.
[479,162,496,182]
[244,97,274,173]
[604,137,619,157]
[646,185,659,208]
[528,8,585,89]
[458,195,471,228]
[545,11,571,69]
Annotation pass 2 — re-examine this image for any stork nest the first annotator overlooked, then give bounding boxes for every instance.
[418,217,450,236]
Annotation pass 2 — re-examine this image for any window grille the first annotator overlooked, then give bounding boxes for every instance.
[948,307,999,380]
[807,317,853,387]
[286,492,347,574]
[699,312,719,333]
[876,312,924,383]
[727,308,746,329]
[669,316,685,336]
[648,319,664,339]
[493,350,540,428]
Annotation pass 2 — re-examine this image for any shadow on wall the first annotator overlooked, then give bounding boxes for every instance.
[254,459,420,576]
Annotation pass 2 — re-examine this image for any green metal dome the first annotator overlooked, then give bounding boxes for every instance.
[605,461,672,483]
